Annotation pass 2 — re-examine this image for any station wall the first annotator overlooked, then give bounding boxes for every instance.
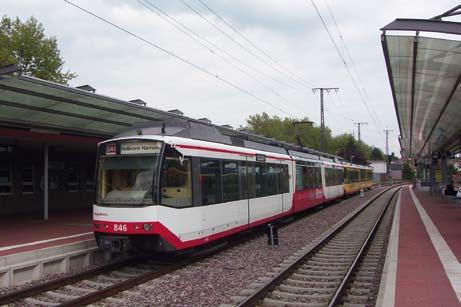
[0,143,96,215]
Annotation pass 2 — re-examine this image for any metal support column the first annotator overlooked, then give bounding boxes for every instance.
[441,155,448,185]
[429,160,436,195]
[44,144,49,220]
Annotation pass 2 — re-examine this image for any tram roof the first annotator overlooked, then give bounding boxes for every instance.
[381,6,461,160]
[0,65,342,161]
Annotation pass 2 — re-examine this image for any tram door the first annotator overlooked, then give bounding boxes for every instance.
[239,158,253,225]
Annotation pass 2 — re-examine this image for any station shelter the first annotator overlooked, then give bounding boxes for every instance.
[0,64,187,219]
[378,6,461,307]
[381,6,461,191]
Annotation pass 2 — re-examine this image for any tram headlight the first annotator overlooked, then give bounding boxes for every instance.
[143,224,152,231]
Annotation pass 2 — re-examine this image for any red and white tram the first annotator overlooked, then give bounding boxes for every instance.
[93,122,371,252]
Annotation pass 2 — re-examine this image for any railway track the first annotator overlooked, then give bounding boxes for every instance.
[0,256,187,307]
[0,186,394,307]
[231,186,400,307]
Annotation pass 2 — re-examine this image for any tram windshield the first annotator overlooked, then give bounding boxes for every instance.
[96,141,162,206]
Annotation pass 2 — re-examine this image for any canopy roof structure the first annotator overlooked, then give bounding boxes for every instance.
[0,64,339,161]
[381,6,461,160]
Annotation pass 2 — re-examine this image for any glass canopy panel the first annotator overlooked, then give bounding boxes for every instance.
[412,36,461,156]
[425,86,461,156]
[0,84,152,125]
[0,75,175,136]
[386,35,414,144]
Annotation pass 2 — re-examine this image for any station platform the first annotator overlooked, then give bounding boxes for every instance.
[0,209,93,257]
[0,209,107,288]
[378,185,461,307]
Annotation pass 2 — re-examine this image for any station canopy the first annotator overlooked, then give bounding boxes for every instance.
[0,65,336,159]
[0,68,185,138]
[381,6,461,160]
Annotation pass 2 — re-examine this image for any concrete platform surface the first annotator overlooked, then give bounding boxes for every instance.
[378,186,461,307]
[0,209,105,287]
[0,209,93,256]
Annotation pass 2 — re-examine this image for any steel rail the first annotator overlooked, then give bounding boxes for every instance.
[58,259,190,307]
[0,186,390,306]
[237,185,400,307]
[0,256,141,305]
[328,187,400,306]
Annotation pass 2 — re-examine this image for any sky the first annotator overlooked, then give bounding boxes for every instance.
[2,0,458,155]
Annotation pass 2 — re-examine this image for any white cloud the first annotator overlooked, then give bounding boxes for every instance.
[3,0,457,155]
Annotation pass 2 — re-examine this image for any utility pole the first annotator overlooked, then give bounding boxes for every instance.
[384,129,393,176]
[354,122,368,142]
[312,87,339,151]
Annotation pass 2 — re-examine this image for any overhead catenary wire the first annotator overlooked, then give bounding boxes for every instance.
[196,0,315,89]
[64,0,295,117]
[178,0,313,94]
[309,0,383,135]
[137,0,309,112]
[323,0,384,131]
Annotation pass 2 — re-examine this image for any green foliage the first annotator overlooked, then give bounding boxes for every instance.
[402,162,415,181]
[0,16,76,84]
[388,152,398,162]
[370,147,385,160]
[240,112,377,164]
[448,164,458,176]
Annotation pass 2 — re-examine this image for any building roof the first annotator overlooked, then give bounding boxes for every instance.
[381,6,461,160]
[0,66,342,161]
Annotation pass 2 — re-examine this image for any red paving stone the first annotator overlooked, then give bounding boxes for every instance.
[396,187,459,307]
[0,209,94,256]
[413,190,461,263]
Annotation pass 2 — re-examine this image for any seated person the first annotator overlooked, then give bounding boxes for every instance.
[445,181,457,196]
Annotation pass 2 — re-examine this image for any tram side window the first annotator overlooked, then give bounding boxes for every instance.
[295,165,303,191]
[161,156,192,208]
[316,167,322,188]
[353,170,359,182]
[360,169,365,181]
[200,159,222,205]
[325,168,331,186]
[326,168,340,187]
[240,161,255,199]
[222,161,239,202]
[266,164,279,196]
[302,167,309,189]
[279,164,289,193]
[338,169,344,184]
[255,163,267,197]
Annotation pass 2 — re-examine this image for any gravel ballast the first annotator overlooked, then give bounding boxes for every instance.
[102,188,385,307]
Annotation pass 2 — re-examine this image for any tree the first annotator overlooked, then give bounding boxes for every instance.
[335,135,368,164]
[240,112,325,150]
[402,163,415,181]
[0,16,76,84]
[240,112,374,164]
[370,147,385,160]
[388,152,398,162]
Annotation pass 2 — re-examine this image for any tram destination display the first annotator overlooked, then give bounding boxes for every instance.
[120,141,161,155]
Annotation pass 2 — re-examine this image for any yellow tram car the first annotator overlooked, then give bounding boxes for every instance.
[343,164,373,195]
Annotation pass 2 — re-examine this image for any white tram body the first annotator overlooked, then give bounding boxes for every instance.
[94,135,293,251]
[321,160,344,201]
[93,123,373,252]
